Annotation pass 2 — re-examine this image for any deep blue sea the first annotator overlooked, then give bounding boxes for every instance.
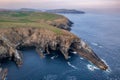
[2,13,120,80]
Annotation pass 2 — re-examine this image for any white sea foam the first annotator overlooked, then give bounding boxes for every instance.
[105,68,112,73]
[91,42,103,48]
[51,55,58,60]
[101,59,112,73]
[51,56,55,60]
[67,62,78,70]
[72,52,77,54]
[91,42,98,46]
[80,57,84,60]
[87,64,99,71]
[87,59,112,73]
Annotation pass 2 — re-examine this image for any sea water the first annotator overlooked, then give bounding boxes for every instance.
[2,13,120,80]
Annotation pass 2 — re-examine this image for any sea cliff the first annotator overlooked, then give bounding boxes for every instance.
[0,11,107,80]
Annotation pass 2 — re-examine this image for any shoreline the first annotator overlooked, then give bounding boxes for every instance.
[0,11,108,80]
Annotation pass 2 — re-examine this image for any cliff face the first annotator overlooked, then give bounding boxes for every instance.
[0,11,108,80]
[0,68,8,80]
[0,27,108,70]
[47,18,73,31]
[0,27,78,62]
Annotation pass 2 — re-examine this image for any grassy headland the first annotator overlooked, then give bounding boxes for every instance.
[0,11,108,80]
[0,11,63,22]
[0,11,72,34]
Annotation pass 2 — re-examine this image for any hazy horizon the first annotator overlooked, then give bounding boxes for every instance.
[0,0,120,13]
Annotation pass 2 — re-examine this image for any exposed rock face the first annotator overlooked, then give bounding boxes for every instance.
[0,68,8,80]
[0,27,108,71]
[0,35,23,67]
[47,18,73,31]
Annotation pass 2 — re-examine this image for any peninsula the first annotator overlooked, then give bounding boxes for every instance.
[0,11,107,80]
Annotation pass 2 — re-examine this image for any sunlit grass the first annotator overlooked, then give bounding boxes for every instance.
[0,22,62,34]
[0,11,64,34]
[0,11,63,22]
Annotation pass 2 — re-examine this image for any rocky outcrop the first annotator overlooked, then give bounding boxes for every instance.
[0,27,108,71]
[0,35,23,67]
[47,18,73,31]
[0,68,8,80]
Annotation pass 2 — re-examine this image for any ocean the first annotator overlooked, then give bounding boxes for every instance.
[2,12,120,80]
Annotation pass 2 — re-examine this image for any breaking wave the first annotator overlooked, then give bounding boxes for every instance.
[87,64,99,71]
[67,62,78,70]
[91,42,103,48]
[72,52,77,54]
[80,57,84,60]
[51,55,58,60]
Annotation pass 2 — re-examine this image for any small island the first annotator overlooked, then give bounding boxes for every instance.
[0,10,107,80]
[45,9,85,14]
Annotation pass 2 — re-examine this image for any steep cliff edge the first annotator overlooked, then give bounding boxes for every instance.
[0,11,108,80]
[0,28,108,70]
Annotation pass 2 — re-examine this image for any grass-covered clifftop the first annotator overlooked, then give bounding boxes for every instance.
[0,11,73,30]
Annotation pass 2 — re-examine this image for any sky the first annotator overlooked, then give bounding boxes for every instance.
[0,0,119,10]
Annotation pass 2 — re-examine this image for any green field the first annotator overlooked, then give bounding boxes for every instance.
[0,11,63,22]
[0,11,64,34]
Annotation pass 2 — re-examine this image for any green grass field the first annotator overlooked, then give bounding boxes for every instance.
[0,11,64,34]
[0,11,63,22]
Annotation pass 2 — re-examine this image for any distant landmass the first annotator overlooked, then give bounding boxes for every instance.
[45,9,85,14]
[0,9,11,12]
[18,8,42,12]
[0,8,85,14]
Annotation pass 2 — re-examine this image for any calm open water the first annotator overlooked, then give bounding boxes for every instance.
[2,13,120,80]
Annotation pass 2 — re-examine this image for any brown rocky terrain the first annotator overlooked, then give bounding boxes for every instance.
[0,27,108,70]
[47,17,73,31]
[0,68,8,80]
[0,11,108,80]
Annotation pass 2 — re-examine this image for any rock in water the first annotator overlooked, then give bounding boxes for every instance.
[0,68,8,80]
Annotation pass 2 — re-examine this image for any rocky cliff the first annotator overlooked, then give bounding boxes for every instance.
[0,11,108,80]
[0,68,8,80]
[0,27,108,69]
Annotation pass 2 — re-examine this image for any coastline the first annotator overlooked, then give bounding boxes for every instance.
[0,11,108,80]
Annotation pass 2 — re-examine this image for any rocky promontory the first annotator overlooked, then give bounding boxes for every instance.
[0,11,107,80]
[0,68,8,80]
[0,27,108,69]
